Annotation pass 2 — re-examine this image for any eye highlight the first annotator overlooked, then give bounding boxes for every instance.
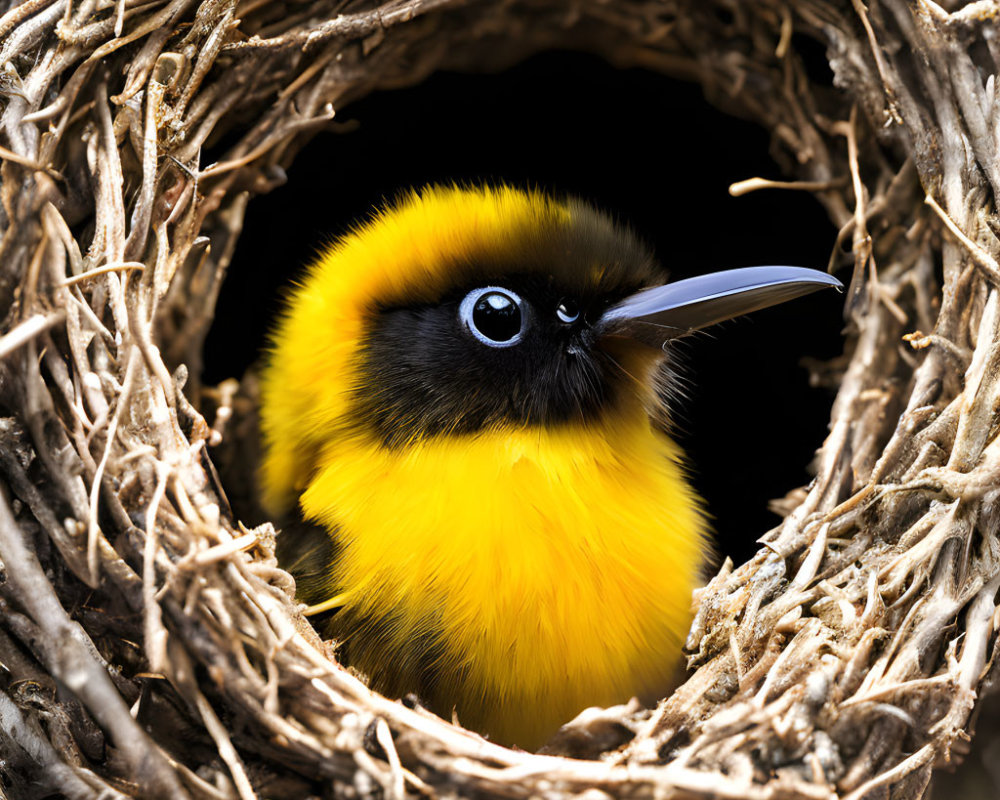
[460,287,526,347]
[556,300,580,324]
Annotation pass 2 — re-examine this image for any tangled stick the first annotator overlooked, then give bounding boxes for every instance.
[0,0,998,798]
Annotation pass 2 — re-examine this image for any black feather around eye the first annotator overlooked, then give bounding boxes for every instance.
[350,291,619,447]
[344,199,673,447]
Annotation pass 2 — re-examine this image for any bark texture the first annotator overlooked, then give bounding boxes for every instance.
[0,0,997,798]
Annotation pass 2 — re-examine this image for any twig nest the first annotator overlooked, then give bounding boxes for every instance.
[0,1,998,798]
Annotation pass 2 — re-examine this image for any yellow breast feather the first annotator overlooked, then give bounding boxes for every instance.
[300,409,705,747]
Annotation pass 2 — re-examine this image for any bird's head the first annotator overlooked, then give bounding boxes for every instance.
[260,184,838,514]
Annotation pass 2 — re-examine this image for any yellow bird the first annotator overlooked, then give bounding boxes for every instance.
[260,185,839,748]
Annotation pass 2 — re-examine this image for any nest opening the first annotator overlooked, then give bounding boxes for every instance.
[204,49,844,566]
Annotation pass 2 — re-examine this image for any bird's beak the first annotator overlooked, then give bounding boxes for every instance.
[598,266,843,349]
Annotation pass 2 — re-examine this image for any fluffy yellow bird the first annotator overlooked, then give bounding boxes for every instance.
[260,185,839,748]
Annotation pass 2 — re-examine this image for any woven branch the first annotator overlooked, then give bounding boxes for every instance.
[0,0,997,798]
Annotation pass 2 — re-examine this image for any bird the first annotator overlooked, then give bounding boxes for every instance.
[259,184,841,749]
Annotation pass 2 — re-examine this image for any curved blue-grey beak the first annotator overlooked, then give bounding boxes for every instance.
[599,266,842,349]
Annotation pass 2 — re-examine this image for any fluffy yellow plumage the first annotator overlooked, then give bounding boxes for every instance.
[260,185,838,748]
[296,410,705,746]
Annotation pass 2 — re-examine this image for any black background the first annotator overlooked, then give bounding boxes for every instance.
[203,50,845,567]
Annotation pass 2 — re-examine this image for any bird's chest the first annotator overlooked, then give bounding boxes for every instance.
[300,422,706,745]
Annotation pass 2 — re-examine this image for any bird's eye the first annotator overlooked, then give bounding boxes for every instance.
[459,287,526,347]
[556,300,580,324]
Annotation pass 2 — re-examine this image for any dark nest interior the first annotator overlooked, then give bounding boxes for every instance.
[1,1,1000,798]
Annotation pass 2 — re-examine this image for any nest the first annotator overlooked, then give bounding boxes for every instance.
[1,0,999,797]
